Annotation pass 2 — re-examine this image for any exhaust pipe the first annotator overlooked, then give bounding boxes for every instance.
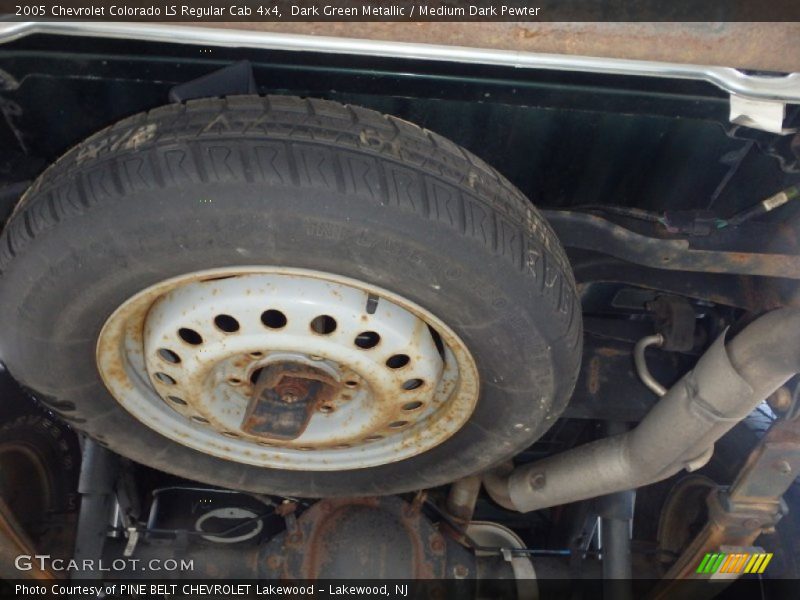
[485,308,800,513]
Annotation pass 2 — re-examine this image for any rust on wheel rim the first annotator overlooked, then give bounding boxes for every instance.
[96,267,479,471]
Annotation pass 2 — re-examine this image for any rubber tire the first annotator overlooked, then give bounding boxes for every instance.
[0,367,36,423]
[0,96,581,497]
[0,412,80,556]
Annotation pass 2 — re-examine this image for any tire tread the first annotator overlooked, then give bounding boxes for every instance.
[0,94,580,371]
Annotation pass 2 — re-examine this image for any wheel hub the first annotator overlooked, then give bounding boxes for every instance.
[97,268,479,471]
[244,360,343,440]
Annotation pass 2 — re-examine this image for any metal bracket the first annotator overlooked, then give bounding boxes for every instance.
[168,60,257,103]
[543,210,800,280]
[648,295,696,352]
[653,417,800,588]
[730,95,796,135]
[123,527,139,558]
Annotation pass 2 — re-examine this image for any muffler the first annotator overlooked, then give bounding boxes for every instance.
[485,308,800,513]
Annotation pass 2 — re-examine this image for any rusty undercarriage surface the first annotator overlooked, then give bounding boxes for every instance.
[188,22,800,73]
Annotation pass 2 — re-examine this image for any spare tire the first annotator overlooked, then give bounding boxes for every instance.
[0,96,581,497]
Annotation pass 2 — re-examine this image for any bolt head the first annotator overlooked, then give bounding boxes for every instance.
[768,387,793,413]
[743,518,761,529]
[530,472,546,490]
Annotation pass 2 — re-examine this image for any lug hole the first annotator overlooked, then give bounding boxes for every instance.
[354,331,380,349]
[402,378,424,391]
[261,309,287,329]
[386,354,410,369]
[154,372,176,385]
[228,377,243,386]
[192,416,209,424]
[428,325,445,361]
[167,395,186,406]
[250,368,264,385]
[344,380,359,388]
[310,315,337,335]
[402,401,423,411]
[214,314,240,333]
[320,404,334,413]
[389,420,409,429]
[157,348,181,364]
[249,351,264,358]
[364,435,383,442]
[222,431,240,438]
[178,328,203,345]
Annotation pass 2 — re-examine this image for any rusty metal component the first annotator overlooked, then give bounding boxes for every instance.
[564,336,692,421]
[572,257,800,314]
[726,418,800,512]
[101,538,262,579]
[275,500,298,518]
[244,363,339,440]
[100,496,493,583]
[653,416,800,589]
[446,475,482,527]
[258,496,474,579]
[656,475,718,563]
[96,267,479,471]
[657,493,775,582]
[544,211,800,280]
[649,295,697,352]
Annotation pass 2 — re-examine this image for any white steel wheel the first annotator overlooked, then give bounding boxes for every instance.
[97,267,479,471]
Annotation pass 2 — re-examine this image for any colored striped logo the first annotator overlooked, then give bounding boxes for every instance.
[696,552,773,574]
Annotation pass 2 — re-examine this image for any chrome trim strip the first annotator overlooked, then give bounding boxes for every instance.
[1,21,799,103]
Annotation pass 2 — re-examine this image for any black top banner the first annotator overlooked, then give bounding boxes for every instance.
[1,0,799,22]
